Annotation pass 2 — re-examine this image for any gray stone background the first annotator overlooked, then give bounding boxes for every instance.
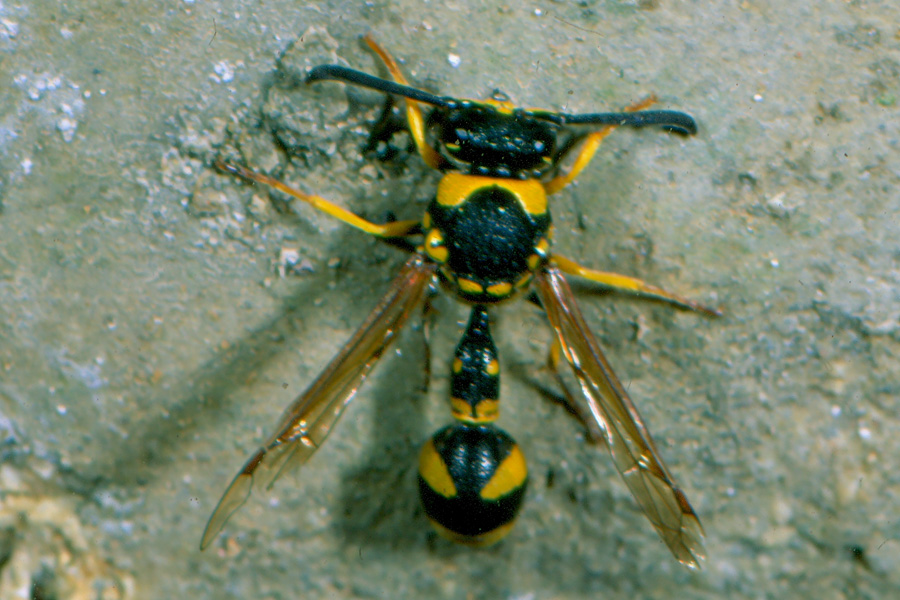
[0,1,897,598]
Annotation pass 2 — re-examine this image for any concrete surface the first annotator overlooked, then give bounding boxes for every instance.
[0,1,898,598]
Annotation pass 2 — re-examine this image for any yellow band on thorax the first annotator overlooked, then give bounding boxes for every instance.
[436,172,548,217]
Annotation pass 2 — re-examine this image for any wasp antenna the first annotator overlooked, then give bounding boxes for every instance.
[306,64,455,108]
[562,110,698,136]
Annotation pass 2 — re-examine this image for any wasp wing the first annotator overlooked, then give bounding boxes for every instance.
[534,264,705,569]
[201,256,436,549]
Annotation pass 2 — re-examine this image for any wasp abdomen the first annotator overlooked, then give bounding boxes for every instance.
[418,305,527,546]
[418,424,527,546]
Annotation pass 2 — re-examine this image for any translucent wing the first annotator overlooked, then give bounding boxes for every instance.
[534,264,705,569]
[201,256,436,549]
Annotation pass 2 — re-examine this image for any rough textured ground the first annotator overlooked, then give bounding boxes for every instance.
[1,1,898,598]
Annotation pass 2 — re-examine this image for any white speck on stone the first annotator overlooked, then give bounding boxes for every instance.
[767,191,787,212]
[753,94,763,102]
[858,426,872,440]
[57,117,78,142]
[60,26,74,40]
[21,158,32,174]
[0,18,19,39]
[830,405,841,417]
[447,53,461,68]
[278,247,301,278]
[213,60,234,83]
[20,73,64,101]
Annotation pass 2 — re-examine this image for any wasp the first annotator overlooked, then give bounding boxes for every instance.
[200,36,717,569]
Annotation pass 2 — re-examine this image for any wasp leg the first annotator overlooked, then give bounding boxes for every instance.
[543,97,657,195]
[364,95,416,163]
[364,34,445,171]
[552,253,722,317]
[419,283,441,393]
[216,159,420,238]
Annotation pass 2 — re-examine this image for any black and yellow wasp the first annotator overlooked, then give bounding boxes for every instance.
[201,36,717,569]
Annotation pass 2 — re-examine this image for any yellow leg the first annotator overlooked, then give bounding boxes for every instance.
[553,253,722,316]
[216,160,420,238]
[543,96,657,196]
[548,335,563,372]
[364,35,445,171]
